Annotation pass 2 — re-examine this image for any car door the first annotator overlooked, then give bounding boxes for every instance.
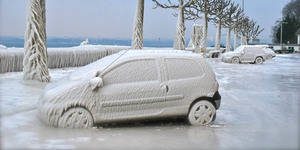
[96,58,166,122]
[241,48,253,62]
[161,58,205,116]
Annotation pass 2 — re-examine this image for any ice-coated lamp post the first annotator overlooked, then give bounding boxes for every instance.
[280,21,287,49]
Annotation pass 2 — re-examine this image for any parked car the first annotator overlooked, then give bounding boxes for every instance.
[39,50,221,128]
[205,48,226,58]
[222,46,273,64]
[273,47,295,54]
[264,48,276,60]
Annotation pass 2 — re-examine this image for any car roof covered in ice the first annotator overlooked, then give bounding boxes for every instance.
[119,49,203,60]
[70,50,203,81]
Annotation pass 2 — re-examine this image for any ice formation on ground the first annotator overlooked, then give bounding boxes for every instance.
[38,50,219,128]
[131,0,144,49]
[23,0,50,82]
[0,45,129,73]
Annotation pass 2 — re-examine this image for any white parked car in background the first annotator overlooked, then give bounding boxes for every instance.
[222,45,275,64]
[39,50,221,128]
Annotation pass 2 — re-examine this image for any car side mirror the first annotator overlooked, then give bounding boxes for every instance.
[89,77,103,90]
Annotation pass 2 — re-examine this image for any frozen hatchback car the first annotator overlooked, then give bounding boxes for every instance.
[222,45,273,64]
[39,50,221,128]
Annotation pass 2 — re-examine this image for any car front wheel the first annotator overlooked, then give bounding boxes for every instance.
[188,100,216,126]
[58,107,94,128]
[255,57,263,64]
[232,57,240,64]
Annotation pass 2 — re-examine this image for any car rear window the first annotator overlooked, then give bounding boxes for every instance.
[165,58,203,80]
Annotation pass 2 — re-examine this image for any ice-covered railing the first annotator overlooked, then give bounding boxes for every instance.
[0,45,129,73]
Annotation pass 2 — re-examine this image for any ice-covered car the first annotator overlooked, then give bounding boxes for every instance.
[205,48,226,58]
[264,48,276,60]
[39,50,221,128]
[222,45,272,64]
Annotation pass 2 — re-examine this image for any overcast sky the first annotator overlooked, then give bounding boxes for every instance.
[0,0,290,42]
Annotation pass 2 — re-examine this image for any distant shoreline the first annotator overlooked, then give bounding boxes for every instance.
[0,36,218,48]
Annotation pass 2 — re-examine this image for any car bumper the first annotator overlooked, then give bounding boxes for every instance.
[222,57,232,63]
[212,91,221,109]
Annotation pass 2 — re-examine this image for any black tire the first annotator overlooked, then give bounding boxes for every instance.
[255,57,263,64]
[232,57,240,64]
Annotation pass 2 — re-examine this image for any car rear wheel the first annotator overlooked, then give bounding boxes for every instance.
[188,100,216,126]
[255,57,263,64]
[58,107,94,128]
[232,57,240,64]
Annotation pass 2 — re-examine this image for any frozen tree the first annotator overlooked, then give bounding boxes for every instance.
[247,21,264,44]
[233,11,245,49]
[185,0,217,54]
[24,0,50,82]
[190,24,203,53]
[239,17,250,45]
[132,0,145,49]
[223,3,240,52]
[211,0,230,50]
[152,0,193,50]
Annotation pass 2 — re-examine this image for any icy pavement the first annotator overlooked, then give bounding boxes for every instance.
[1,54,299,149]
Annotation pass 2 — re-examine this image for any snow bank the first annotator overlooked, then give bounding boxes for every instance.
[0,45,129,73]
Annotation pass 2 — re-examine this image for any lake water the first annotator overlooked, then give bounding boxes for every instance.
[0,37,176,48]
[0,37,218,48]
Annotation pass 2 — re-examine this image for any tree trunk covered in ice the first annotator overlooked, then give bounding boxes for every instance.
[131,0,144,49]
[152,0,194,50]
[233,29,238,49]
[192,24,203,53]
[173,7,185,50]
[226,27,231,52]
[24,0,50,82]
[202,14,208,55]
[241,35,247,45]
[215,20,222,50]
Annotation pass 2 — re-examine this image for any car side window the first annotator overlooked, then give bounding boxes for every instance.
[165,58,203,80]
[104,59,158,84]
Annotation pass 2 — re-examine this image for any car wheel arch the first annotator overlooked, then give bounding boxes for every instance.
[61,105,95,122]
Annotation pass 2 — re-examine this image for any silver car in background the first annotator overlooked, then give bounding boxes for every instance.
[222,45,275,64]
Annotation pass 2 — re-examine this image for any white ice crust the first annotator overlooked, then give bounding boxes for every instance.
[0,45,130,73]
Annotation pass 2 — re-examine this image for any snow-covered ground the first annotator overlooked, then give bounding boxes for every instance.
[1,54,299,149]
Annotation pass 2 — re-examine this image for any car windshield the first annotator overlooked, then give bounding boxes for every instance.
[69,51,125,80]
[234,46,244,53]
